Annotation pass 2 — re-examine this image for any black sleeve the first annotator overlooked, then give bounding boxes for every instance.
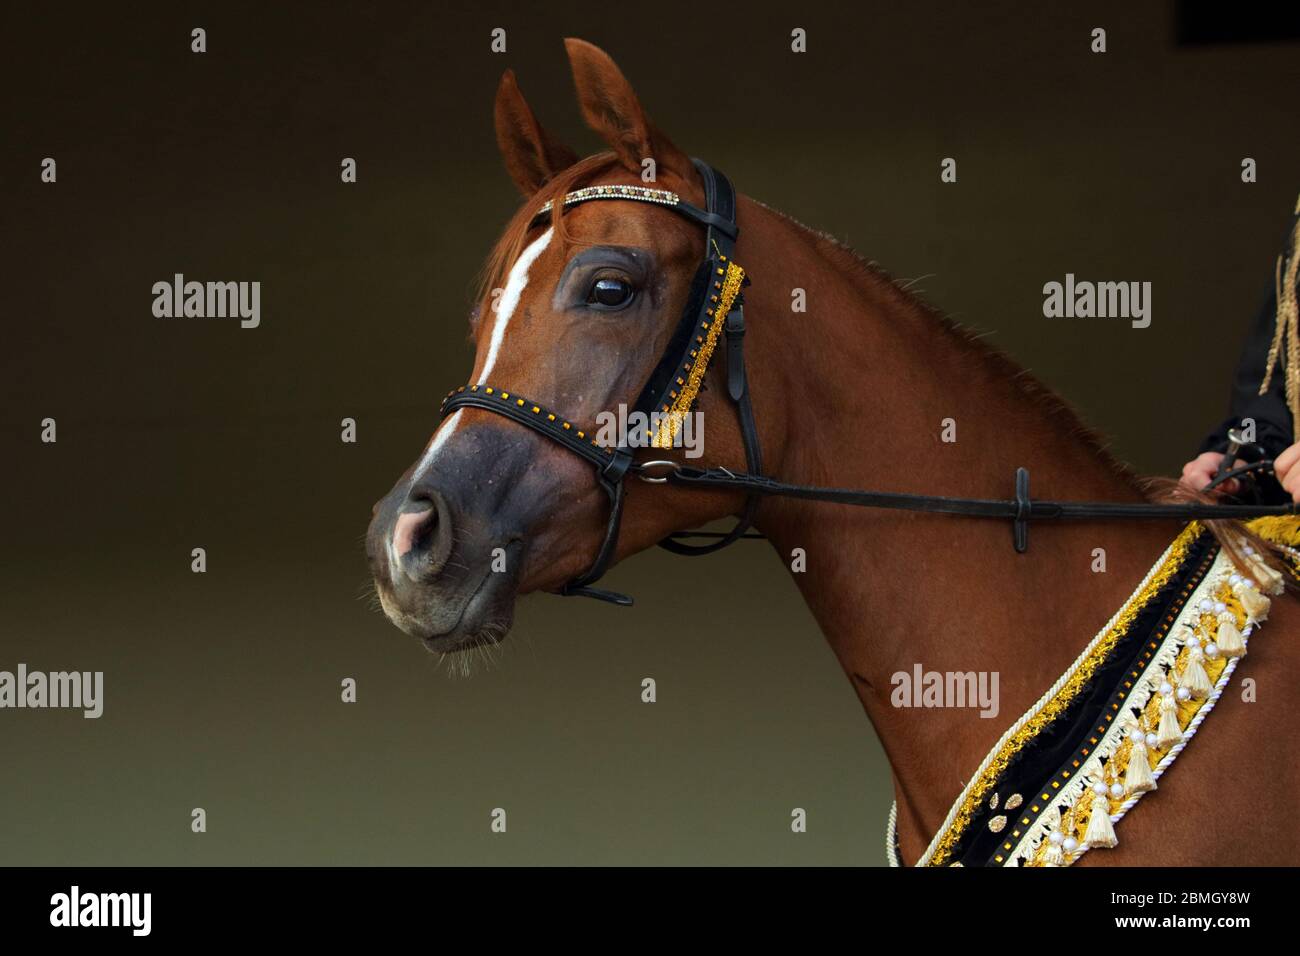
[1196,281,1291,459]
[1198,210,1300,462]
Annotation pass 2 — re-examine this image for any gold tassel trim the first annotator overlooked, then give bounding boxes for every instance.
[923,522,1201,866]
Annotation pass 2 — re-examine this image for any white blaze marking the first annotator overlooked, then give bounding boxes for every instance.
[409,228,553,485]
[478,227,552,384]
[393,409,464,577]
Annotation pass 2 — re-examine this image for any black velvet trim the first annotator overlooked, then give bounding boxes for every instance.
[632,259,713,417]
[936,528,1217,866]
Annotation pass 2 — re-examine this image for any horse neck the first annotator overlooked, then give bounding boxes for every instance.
[738,200,1175,862]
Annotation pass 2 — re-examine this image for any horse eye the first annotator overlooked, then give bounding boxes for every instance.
[588,277,634,309]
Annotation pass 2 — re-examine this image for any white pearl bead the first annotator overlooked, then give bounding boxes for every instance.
[1214,602,1226,613]
[1229,573,1242,585]
[1243,545,1255,556]
[1049,831,1063,845]
[1206,643,1219,658]
[1110,783,1124,798]
[1129,729,1145,743]
[1145,732,1158,748]
[1160,682,1173,695]
[1177,686,1191,701]
[1093,782,1107,795]
[1199,599,1213,612]
[1063,837,1078,852]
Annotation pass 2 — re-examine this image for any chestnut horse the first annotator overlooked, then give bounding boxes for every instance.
[366,40,1298,865]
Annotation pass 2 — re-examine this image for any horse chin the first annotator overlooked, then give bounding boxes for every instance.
[381,549,521,655]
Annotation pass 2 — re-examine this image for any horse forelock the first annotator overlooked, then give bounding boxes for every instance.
[474,152,627,314]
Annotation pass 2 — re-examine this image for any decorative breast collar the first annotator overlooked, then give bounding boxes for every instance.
[888,515,1300,867]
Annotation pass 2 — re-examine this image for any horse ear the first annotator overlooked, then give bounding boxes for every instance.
[563,38,694,184]
[494,69,578,197]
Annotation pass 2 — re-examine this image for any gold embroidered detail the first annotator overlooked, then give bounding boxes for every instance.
[988,815,1007,833]
[1005,793,1023,810]
[989,793,999,810]
[650,260,746,448]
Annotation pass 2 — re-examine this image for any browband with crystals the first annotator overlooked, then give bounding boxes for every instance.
[529,179,740,241]
[534,184,680,218]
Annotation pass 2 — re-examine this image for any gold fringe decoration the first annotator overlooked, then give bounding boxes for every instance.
[1245,513,1300,548]
[1258,213,1300,441]
[650,260,746,448]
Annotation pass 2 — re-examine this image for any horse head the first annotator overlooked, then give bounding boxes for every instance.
[366,40,761,651]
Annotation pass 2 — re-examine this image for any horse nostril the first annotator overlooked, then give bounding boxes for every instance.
[392,507,436,561]
[390,488,453,582]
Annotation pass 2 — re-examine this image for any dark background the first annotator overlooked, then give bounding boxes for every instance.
[2,1,1298,864]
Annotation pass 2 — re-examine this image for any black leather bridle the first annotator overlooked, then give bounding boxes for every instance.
[441,159,1296,606]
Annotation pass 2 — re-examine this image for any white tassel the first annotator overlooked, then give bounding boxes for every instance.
[1215,613,1246,658]
[1181,641,1213,700]
[1040,807,1067,866]
[1042,833,1065,867]
[1237,582,1268,621]
[1156,691,1182,748]
[1124,729,1156,794]
[1243,546,1286,594]
[1084,785,1118,849]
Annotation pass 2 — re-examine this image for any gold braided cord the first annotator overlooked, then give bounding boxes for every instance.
[925,522,1203,866]
[1258,213,1300,442]
[650,260,746,448]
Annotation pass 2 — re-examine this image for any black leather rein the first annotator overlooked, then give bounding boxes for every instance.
[442,159,1297,606]
[664,461,1293,555]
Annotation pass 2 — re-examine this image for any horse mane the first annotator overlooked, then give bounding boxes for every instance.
[749,198,1147,495]
[721,197,1281,559]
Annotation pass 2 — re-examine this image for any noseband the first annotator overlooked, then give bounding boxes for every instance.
[441,159,1296,606]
